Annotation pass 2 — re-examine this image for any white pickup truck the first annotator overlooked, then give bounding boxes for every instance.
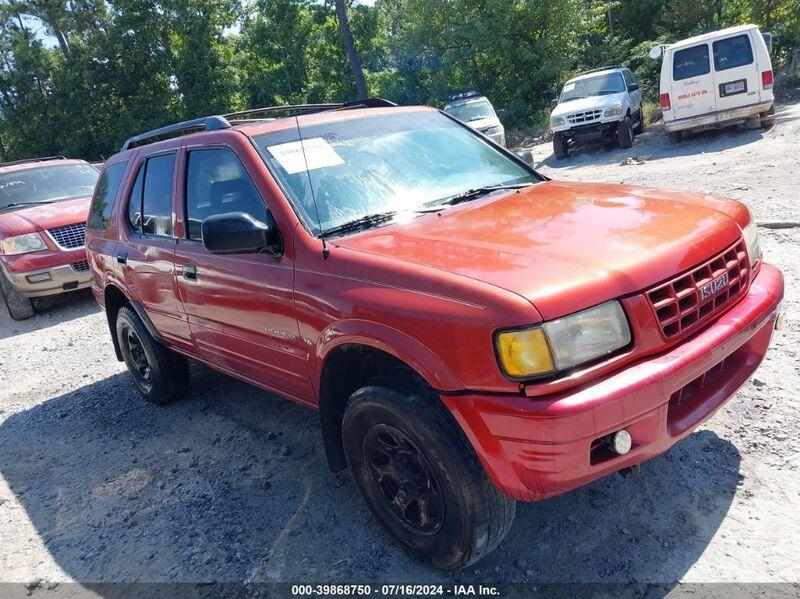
[549,66,644,160]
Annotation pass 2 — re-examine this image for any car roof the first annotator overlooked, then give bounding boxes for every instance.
[0,157,89,175]
[668,24,757,50]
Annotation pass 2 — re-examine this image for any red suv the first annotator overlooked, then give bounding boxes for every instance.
[86,101,784,570]
[0,157,99,319]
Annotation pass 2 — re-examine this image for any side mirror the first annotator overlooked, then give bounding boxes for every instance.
[551,98,559,108]
[628,83,640,92]
[202,211,282,255]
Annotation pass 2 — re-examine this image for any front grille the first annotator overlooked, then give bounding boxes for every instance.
[47,222,86,249]
[71,259,90,272]
[567,109,602,125]
[646,239,749,341]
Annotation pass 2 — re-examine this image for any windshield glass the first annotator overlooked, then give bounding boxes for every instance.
[560,72,626,102]
[253,111,539,236]
[444,99,495,122]
[0,163,98,210]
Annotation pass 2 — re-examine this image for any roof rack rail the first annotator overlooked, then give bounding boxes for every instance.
[0,156,67,168]
[121,116,231,151]
[121,98,398,151]
[581,64,625,75]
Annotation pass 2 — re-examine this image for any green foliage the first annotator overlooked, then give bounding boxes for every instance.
[0,0,798,160]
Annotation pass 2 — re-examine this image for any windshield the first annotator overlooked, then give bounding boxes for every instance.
[0,163,98,210]
[253,111,539,236]
[444,99,495,122]
[560,72,626,102]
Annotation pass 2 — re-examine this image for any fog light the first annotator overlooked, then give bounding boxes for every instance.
[26,272,52,284]
[611,429,632,455]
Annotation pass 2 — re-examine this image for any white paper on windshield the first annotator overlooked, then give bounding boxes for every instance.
[267,137,344,174]
[562,82,575,92]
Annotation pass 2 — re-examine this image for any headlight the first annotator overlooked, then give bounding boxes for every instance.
[550,116,566,128]
[742,219,762,267]
[604,104,624,117]
[496,301,631,378]
[1,232,48,255]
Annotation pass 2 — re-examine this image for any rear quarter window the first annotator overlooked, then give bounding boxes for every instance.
[673,44,711,80]
[87,161,128,230]
[713,34,754,71]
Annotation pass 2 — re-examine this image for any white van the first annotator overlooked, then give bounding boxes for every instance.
[659,24,774,142]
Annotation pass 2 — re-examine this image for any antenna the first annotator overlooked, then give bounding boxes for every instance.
[294,114,329,260]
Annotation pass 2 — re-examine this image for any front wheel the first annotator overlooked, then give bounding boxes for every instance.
[116,306,189,404]
[342,383,515,570]
[552,132,568,160]
[0,272,35,321]
[617,116,634,148]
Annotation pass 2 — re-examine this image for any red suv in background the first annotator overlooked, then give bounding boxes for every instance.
[86,101,783,570]
[0,157,99,319]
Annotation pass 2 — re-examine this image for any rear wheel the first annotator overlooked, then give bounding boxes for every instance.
[342,382,515,570]
[116,306,189,404]
[0,272,35,321]
[617,116,634,148]
[668,130,683,144]
[761,105,776,129]
[552,132,568,160]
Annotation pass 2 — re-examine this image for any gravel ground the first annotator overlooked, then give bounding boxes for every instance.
[1,101,798,589]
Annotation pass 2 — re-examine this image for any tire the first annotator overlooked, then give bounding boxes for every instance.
[761,105,775,129]
[634,110,645,135]
[0,271,35,321]
[617,116,634,148]
[116,306,189,404]
[552,132,568,160]
[342,382,516,570]
[668,130,683,144]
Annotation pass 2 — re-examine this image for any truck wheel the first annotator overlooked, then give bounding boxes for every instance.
[0,272,35,321]
[553,132,568,160]
[761,106,775,129]
[617,116,634,148]
[116,306,189,404]
[668,130,683,144]
[634,111,645,134]
[342,382,516,570]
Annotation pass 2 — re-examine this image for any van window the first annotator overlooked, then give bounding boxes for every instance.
[673,44,710,80]
[713,35,754,71]
[185,148,267,241]
[87,161,127,230]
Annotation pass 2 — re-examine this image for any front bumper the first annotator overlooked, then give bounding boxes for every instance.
[553,119,620,141]
[664,100,773,132]
[0,259,91,297]
[442,263,784,502]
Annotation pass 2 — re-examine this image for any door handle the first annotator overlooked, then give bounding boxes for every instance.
[116,251,127,265]
[182,264,197,281]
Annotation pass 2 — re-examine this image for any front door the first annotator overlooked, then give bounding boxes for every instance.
[670,42,717,120]
[173,145,312,403]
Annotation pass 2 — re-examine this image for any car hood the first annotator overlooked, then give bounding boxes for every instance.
[551,92,627,118]
[335,181,748,320]
[463,116,501,131]
[0,197,91,237]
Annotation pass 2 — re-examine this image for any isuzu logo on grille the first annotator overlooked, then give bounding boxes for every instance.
[700,272,730,301]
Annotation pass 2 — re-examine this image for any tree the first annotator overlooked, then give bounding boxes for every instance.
[334,0,368,99]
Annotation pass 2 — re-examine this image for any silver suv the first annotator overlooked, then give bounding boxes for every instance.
[444,92,506,147]
[549,66,644,160]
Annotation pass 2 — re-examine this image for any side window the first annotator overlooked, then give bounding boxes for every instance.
[622,70,633,88]
[141,153,176,236]
[713,35,754,71]
[126,165,144,232]
[87,161,127,230]
[673,44,711,80]
[185,148,268,241]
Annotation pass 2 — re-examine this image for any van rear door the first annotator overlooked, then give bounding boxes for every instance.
[712,31,759,112]
[669,42,716,120]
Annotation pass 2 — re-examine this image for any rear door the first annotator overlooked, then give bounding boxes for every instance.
[670,42,716,120]
[712,31,759,112]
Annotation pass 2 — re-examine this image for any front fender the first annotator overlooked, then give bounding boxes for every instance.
[314,319,466,393]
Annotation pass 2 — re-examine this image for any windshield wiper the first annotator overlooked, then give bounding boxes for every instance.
[322,211,398,238]
[440,183,534,206]
[0,200,54,213]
